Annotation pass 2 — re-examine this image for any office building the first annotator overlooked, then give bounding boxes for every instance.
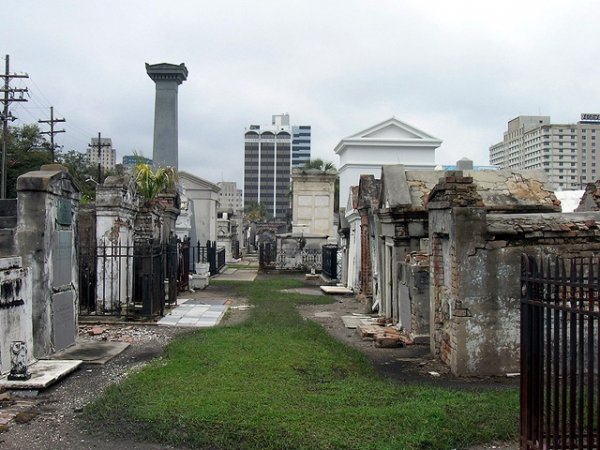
[217,181,243,213]
[490,114,600,190]
[245,114,310,219]
[87,137,116,170]
[122,155,153,173]
[292,125,311,168]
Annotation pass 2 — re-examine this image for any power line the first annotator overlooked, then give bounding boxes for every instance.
[38,106,65,162]
[0,54,29,199]
[88,132,111,182]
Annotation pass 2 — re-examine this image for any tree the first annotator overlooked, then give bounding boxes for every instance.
[58,150,100,203]
[302,158,335,172]
[133,163,178,202]
[1,124,52,198]
[244,201,269,221]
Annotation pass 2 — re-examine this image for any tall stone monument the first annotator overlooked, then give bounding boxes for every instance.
[145,62,188,169]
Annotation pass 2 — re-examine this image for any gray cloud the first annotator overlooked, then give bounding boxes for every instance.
[2,0,600,186]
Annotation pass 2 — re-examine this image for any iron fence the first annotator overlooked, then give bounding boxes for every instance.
[178,237,190,291]
[259,241,276,269]
[190,241,208,270]
[79,237,185,318]
[521,254,600,450]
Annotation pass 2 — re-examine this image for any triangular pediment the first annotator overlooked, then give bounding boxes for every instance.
[344,117,441,142]
[334,117,442,155]
[363,123,420,140]
[179,171,220,192]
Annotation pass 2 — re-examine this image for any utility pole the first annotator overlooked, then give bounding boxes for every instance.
[38,106,65,162]
[0,55,29,199]
[88,132,111,183]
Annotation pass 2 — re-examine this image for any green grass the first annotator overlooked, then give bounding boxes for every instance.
[87,276,518,449]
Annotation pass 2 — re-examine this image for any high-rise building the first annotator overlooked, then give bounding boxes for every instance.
[292,125,311,168]
[122,154,153,173]
[244,114,303,219]
[217,181,243,213]
[87,137,116,170]
[490,114,600,190]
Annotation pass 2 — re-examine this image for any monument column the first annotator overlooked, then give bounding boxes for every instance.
[145,62,188,169]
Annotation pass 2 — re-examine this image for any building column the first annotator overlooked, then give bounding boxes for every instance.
[145,63,188,169]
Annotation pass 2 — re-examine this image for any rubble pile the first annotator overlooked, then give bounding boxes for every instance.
[357,323,414,348]
[79,325,177,344]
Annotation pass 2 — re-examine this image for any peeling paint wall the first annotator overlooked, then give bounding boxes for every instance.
[95,177,138,314]
[16,165,80,358]
[0,257,33,374]
[428,171,600,376]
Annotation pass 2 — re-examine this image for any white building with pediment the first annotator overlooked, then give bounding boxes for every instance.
[334,117,442,206]
[179,172,220,246]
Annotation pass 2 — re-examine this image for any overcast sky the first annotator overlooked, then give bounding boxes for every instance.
[3,0,600,186]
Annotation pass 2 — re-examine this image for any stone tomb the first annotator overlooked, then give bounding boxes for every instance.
[0,257,33,375]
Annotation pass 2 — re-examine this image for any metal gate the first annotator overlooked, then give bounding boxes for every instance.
[79,237,185,318]
[521,254,600,449]
[259,241,276,269]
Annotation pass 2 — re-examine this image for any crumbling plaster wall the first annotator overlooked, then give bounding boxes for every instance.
[431,204,600,376]
[16,165,80,358]
[0,257,33,374]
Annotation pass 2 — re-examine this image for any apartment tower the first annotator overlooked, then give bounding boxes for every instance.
[490,114,600,190]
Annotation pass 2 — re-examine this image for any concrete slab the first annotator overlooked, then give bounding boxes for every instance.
[157,315,181,326]
[0,360,81,390]
[189,306,211,315]
[174,303,195,309]
[320,286,354,295]
[341,315,372,329]
[159,300,229,328]
[177,317,198,325]
[184,298,228,305]
[315,311,334,318]
[51,341,130,364]
[213,270,257,282]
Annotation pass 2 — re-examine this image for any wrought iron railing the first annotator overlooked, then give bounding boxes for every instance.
[521,254,600,449]
[322,244,338,280]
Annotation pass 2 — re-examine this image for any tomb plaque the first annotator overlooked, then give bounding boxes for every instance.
[52,290,75,351]
[53,231,72,287]
[56,199,72,226]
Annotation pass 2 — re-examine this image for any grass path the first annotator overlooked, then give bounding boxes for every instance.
[87,276,518,449]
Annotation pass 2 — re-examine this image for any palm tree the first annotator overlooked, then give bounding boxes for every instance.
[302,158,336,172]
[244,201,269,221]
[133,163,178,202]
